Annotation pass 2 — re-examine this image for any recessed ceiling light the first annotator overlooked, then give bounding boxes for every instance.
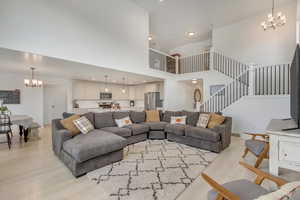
[192,79,198,84]
[186,32,197,38]
[159,0,164,2]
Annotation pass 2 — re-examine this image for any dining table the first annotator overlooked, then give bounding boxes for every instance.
[10,115,34,142]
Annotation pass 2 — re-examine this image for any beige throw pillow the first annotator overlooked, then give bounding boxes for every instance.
[115,116,133,127]
[197,113,211,128]
[60,114,81,136]
[170,116,187,125]
[207,113,226,129]
[146,110,160,122]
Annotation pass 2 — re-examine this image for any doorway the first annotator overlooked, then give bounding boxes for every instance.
[43,84,67,125]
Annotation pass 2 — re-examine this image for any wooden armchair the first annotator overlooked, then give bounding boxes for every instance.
[242,132,269,168]
[201,162,287,200]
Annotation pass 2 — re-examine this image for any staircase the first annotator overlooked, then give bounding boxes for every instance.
[149,48,291,113]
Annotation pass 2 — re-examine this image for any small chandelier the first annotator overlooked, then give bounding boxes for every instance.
[261,0,286,31]
[24,67,43,88]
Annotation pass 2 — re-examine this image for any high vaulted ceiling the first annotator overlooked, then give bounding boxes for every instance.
[0,48,163,85]
[131,0,295,52]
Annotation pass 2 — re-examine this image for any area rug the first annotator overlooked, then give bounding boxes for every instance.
[87,140,218,200]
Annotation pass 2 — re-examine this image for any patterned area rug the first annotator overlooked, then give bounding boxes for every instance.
[87,140,218,200]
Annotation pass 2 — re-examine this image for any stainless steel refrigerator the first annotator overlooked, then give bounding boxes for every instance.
[144,92,160,110]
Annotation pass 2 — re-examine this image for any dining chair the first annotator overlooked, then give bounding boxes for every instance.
[0,114,12,149]
[242,132,269,168]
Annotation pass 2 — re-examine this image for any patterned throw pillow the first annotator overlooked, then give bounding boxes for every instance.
[60,114,81,136]
[255,182,300,200]
[170,116,187,125]
[115,116,133,128]
[197,113,211,128]
[73,116,94,134]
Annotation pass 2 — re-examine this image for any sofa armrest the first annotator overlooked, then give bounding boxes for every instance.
[52,119,73,156]
[210,117,232,149]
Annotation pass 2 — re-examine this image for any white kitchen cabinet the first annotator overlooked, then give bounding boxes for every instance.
[129,86,136,100]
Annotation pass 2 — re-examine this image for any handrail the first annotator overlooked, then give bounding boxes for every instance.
[149,48,176,59]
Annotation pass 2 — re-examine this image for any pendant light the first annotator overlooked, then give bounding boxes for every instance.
[104,75,109,92]
[121,77,126,94]
[24,67,43,88]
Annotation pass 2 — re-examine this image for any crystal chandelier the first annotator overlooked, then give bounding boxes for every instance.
[261,0,286,31]
[24,67,43,88]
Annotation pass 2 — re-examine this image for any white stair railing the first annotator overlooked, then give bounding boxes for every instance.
[200,69,250,112]
[212,51,249,79]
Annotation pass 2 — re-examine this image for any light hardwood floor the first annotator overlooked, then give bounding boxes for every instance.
[0,126,299,200]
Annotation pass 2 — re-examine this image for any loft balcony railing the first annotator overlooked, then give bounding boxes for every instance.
[149,48,177,74]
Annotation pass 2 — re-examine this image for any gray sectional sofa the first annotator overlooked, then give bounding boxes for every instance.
[52,110,232,177]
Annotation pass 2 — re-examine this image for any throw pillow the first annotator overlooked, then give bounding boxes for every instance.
[197,113,211,128]
[60,115,81,136]
[73,116,94,134]
[170,116,187,125]
[255,182,300,200]
[146,110,160,122]
[207,113,226,128]
[115,116,133,127]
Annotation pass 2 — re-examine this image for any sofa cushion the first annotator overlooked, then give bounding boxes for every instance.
[94,112,116,129]
[101,127,132,138]
[63,130,126,163]
[207,179,269,200]
[82,112,95,126]
[113,111,130,120]
[126,124,149,135]
[130,111,146,123]
[163,111,183,123]
[165,124,186,136]
[142,122,168,130]
[182,110,200,126]
[185,126,220,142]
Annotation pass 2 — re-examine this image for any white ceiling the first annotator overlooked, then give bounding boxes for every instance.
[0,48,163,85]
[131,0,295,52]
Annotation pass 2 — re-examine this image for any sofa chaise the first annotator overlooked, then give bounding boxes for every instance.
[52,110,232,177]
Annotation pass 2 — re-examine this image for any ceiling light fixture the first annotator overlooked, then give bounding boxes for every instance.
[148,35,153,41]
[192,79,198,84]
[261,0,286,31]
[104,75,109,92]
[24,67,43,88]
[186,32,197,38]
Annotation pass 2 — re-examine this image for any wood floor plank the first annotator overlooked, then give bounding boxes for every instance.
[0,126,299,200]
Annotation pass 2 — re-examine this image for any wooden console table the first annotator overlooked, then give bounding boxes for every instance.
[267,119,300,176]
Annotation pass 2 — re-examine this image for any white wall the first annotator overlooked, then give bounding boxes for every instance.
[0,73,43,126]
[213,2,297,65]
[169,40,211,57]
[0,0,154,76]
[223,95,290,135]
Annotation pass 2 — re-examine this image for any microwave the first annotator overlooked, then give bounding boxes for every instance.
[100,92,112,100]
